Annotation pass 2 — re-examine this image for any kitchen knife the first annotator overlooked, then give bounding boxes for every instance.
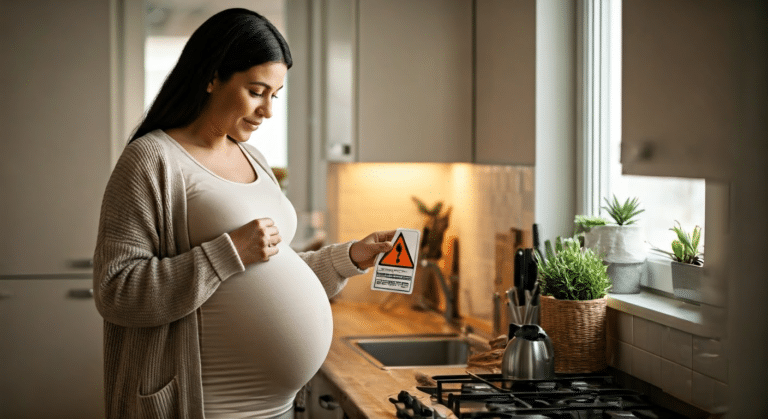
[524,248,539,305]
[521,248,531,290]
[450,238,459,276]
[513,249,526,306]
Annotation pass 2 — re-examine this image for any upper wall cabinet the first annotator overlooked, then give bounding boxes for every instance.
[475,0,536,166]
[621,0,756,180]
[326,0,473,163]
[324,0,536,164]
[357,0,473,162]
[0,0,112,275]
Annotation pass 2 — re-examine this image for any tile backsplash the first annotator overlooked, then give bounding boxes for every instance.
[607,308,729,413]
[326,162,534,320]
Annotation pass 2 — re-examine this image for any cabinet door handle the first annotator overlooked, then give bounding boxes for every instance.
[0,290,12,300]
[68,288,94,299]
[318,394,340,410]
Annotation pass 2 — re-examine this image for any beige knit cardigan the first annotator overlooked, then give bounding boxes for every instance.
[93,130,364,419]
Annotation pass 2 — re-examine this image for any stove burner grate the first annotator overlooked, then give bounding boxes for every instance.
[402,373,677,419]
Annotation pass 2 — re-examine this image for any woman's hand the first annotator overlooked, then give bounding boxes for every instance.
[349,230,397,270]
[228,218,282,265]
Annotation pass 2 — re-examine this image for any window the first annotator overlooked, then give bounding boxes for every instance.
[144,1,288,168]
[580,0,705,290]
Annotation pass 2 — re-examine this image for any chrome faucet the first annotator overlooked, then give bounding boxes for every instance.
[419,259,461,325]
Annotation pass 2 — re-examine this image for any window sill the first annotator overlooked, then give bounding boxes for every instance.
[607,291,724,338]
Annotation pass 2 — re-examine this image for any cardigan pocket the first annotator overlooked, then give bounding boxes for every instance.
[138,375,179,419]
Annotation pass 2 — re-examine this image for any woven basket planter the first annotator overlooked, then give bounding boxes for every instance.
[539,295,607,373]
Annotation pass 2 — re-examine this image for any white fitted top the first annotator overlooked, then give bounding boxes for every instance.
[167,139,334,418]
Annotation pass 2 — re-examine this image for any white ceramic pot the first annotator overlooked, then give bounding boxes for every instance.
[584,225,646,263]
[584,225,646,294]
[671,261,704,302]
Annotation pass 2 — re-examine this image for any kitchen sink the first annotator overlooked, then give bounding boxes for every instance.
[343,333,488,369]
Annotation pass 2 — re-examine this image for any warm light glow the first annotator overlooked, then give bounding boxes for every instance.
[332,162,534,321]
[340,163,451,192]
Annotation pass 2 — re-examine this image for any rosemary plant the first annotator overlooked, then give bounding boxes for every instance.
[602,195,645,225]
[536,236,611,301]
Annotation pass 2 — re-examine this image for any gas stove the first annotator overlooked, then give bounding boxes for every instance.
[390,373,685,419]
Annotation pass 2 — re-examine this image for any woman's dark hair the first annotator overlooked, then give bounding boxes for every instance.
[130,8,292,142]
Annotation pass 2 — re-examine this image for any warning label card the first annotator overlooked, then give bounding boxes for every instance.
[371,228,420,294]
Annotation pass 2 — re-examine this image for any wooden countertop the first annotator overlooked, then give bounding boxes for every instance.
[319,300,488,418]
[320,301,707,419]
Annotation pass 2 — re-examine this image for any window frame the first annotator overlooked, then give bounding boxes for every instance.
[576,0,726,306]
[576,0,613,219]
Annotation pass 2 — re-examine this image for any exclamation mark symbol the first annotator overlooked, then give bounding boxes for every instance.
[395,243,403,264]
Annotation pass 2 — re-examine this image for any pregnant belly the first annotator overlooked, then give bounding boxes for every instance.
[201,247,333,413]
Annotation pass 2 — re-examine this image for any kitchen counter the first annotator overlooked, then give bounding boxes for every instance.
[320,300,709,419]
[320,300,483,418]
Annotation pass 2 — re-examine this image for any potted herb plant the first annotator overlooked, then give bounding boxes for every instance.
[536,236,611,373]
[575,214,609,231]
[654,222,704,302]
[581,195,646,294]
[411,197,452,310]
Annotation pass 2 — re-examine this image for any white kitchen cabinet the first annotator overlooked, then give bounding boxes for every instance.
[326,0,473,163]
[621,0,753,180]
[0,279,103,418]
[0,0,111,415]
[474,0,536,166]
[0,0,112,276]
[300,371,345,419]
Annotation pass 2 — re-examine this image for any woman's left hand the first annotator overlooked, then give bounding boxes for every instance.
[349,230,397,270]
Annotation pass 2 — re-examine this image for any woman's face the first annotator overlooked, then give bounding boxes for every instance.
[205,61,288,142]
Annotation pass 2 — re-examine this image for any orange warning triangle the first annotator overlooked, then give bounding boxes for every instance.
[379,233,415,268]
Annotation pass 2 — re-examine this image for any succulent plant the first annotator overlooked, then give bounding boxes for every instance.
[602,195,645,226]
[669,221,703,265]
[535,236,611,301]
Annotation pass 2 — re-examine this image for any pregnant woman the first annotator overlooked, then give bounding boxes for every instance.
[93,9,394,419]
